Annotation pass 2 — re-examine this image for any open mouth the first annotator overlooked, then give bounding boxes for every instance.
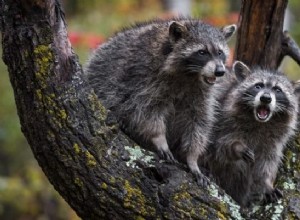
[255,105,271,122]
[204,76,216,85]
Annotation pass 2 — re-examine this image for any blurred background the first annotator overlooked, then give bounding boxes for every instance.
[1,0,300,219]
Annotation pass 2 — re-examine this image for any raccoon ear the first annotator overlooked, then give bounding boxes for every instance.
[221,24,237,41]
[169,21,187,43]
[233,61,251,82]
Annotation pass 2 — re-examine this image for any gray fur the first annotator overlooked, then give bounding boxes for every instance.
[85,18,236,185]
[206,61,300,206]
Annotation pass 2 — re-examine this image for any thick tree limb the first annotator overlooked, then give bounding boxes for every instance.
[0,0,242,219]
[278,31,300,67]
[1,0,300,219]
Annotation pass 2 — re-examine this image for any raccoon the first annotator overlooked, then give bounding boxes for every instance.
[206,61,300,206]
[85,18,236,185]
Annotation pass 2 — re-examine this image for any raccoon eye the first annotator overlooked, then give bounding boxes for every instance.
[217,50,223,56]
[198,50,207,55]
[254,83,264,90]
[274,86,282,93]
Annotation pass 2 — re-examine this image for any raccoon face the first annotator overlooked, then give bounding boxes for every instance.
[180,45,227,85]
[243,82,288,122]
[164,21,236,85]
[233,61,298,123]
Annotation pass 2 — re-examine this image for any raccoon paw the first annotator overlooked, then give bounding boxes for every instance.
[194,171,210,187]
[242,148,255,163]
[157,148,177,163]
[264,188,283,204]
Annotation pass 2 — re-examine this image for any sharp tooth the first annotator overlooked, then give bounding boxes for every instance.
[206,76,216,84]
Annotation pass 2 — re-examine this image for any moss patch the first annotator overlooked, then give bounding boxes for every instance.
[74,177,83,188]
[73,143,81,154]
[101,182,108,190]
[33,44,53,89]
[123,180,156,217]
[88,93,107,122]
[85,151,97,167]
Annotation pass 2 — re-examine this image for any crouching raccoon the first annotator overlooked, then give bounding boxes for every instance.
[205,61,300,206]
[85,18,236,185]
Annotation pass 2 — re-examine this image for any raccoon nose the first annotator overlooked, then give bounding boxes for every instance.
[260,93,272,104]
[214,65,225,77]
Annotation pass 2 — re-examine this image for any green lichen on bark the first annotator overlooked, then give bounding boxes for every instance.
[74,177,84,188]
[85,151,97,167]
[73,143,81,154]
[33,44,70,128]
[123,180,156,218]
[33,44,53,89]
[124,146,155,168]
[100,182,108,190]
[208,184,244,220]
[87,92,107,122]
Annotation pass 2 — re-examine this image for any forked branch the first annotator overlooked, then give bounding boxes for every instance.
[278,30,300,66]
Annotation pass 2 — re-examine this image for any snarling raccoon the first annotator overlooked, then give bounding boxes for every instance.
[206,61,300,206]
[85,18,236,185]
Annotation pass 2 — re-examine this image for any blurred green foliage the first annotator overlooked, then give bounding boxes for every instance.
[1,0,300,219]
[289,0,300,42]
[193,0,229,17]
[283,0,300,80]
[0,49,30,176]
[67,0,162,62]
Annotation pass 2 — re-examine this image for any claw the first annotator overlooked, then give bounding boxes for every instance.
[193,171,210,187]
[242,148,255,163]
[157,149,177,163]
[274,188,283,198]
[264,188,283,204]
[152,135,177,163]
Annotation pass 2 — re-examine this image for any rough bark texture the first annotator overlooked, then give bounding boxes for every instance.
[235,0,288,68]
[1,0,300,219]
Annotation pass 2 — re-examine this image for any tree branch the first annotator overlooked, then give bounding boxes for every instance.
[277,31,300,67]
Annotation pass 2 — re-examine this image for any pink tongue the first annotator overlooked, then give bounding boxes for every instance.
[258,108,268,118]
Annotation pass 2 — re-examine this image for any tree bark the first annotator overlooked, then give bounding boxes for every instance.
[1,0,300,219]
[235,0,300,69]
